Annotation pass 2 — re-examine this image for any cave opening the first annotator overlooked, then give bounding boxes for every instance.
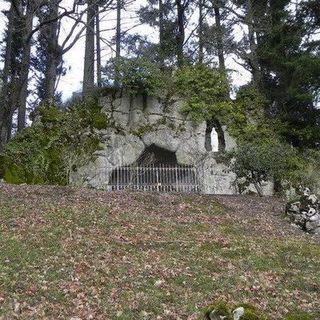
[108,144,199,192]
[136,144,178,166]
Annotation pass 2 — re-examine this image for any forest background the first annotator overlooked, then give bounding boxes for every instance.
[0,0,319,192]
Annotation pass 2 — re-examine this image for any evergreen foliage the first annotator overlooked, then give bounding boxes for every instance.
[255,0,320,147]
[137,0,177,65]
[229,140,300,195]
[0,96,108,185]
[103,57,170,96]
[175,64,231,122]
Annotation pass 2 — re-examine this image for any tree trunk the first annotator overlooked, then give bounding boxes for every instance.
[43,1,60,103]
[198,0,204,64]
[0,4,15,148]
[17,3,33,131]
[6,110,14,141]
[0,110,10,151]
[2,6,13,85]
[114,0,122,86]
[0,1,33,143]
[116,0,121,60]
[0,5,14,150]
[246,0,262,88]
[44,53,59,102]
[0,82,17,149]
[83,0,95,95]
[213,1,225,70]
[96,5,102,88]
[159,0,165,67]
[176,0,185,67]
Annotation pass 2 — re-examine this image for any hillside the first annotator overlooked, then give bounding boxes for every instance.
[0,184,319,319]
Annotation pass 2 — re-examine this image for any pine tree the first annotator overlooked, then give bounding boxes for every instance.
[137,0,176,67]
[256,1,320,147]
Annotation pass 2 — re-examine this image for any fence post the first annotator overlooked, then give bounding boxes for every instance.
[175,166,178,192]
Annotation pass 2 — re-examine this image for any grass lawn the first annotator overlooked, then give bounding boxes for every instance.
[0,184,319,319]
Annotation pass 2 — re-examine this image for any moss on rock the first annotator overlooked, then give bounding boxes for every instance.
[204,301,232,320]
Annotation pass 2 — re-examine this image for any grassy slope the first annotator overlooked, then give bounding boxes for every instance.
[0,184,319,320]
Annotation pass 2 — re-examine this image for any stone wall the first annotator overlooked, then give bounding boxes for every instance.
[70,92,273,195]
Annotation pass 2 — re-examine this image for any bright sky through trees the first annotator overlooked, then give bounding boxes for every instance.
[0,0,250,100]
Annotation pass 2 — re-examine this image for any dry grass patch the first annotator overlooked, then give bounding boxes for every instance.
[0,184,319,319]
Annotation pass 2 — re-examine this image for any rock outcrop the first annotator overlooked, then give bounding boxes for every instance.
[286,188,320,234]
[70,92,273,195]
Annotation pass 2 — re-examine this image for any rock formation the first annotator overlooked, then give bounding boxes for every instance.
[70,92,273,195]
[286,187,320,234]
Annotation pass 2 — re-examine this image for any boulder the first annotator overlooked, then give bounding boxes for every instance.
[222,125,237,151]
[198,156,237,194]
[176,121,207,165]
[97,130,145,166]
[286,190,320,234]
[142,127,181,153]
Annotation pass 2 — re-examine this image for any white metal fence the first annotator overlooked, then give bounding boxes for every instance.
[107,164,200,192]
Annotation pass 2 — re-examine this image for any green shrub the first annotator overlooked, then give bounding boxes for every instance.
[105,57,170,96]
[175,64,231,123]
[225,85,269,139]
[228,137,320,195]
[0,97,108,185]
[296,149,320,191]
[1,125,65,184]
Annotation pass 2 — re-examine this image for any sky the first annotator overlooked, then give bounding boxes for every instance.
[57,0,159,98]
[0,0,251,100]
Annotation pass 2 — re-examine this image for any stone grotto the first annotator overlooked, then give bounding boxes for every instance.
[70,91,273,195]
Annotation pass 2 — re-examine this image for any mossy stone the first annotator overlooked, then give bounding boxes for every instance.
[204,301,232,320]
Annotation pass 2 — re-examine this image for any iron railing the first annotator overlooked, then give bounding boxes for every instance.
[106,164,200,192]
